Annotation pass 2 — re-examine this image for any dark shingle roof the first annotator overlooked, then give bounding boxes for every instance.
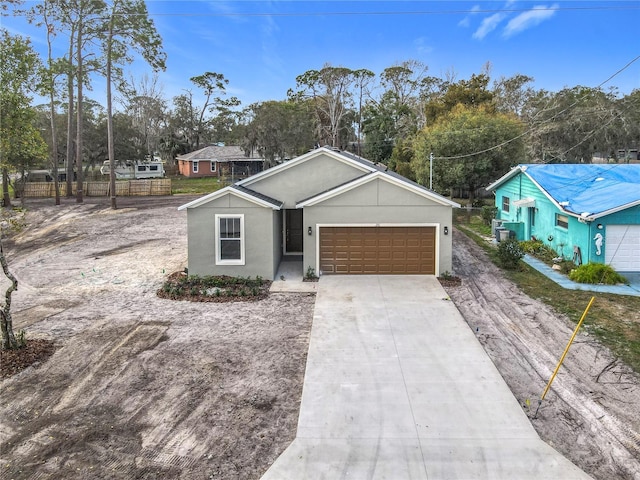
[177,145,262,162]
[232,184,283,208]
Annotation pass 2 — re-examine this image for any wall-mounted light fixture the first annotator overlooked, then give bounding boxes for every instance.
[308,226,312,236]
[444,226,449,235]
[597,224,603,230]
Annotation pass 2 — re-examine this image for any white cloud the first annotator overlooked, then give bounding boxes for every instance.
[472,12,507,40]
[261,16,283,71]
[414,37,434,55]
[503,4,559,37]
[458,5,481,28]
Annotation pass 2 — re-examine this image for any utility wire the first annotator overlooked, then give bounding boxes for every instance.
[140,4,640,18]
[433,55,640,161]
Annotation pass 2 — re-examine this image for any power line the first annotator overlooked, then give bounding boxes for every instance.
[141,4,640,18]
[433,55,640,161]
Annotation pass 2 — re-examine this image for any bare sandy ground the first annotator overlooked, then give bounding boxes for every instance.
[0,196,315,479]
[445,228,640,480]
[1,198,638,480]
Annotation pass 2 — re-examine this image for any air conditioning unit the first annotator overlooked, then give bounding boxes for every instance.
[491,219,503,237]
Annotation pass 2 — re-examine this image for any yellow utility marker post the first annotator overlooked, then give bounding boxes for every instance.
[534,296,595,418]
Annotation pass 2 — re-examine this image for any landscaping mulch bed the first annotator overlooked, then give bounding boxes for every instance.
[1,339,56,379]
[438,276,462,287]
[157,271,272,302]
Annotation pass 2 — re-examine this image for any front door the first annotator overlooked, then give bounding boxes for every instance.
[285,209,303,254]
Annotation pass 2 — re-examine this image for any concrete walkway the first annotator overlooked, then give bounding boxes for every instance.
[270,256,319,293]
[261,275,592,479]
[523,255,640,297]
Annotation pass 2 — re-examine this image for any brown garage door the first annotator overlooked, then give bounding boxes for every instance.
[320,226,436,274]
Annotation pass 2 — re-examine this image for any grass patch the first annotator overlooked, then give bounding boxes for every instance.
[457,224,640,373]
[170,175,224,195]
[453,209,492,236]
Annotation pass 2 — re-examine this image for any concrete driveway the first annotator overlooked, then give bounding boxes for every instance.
[261,275,591,479]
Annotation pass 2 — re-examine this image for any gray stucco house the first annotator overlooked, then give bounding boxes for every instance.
[178,147,460,279]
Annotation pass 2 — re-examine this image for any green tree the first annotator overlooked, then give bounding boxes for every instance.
[243,100,315,166]
[289,64,357,148]
[123,73,168,157]
[189,72,240,150]
[525,86,623,163]
[0,29,48,207]
[363,61,431,164]
[414,105,524,204]
[424,73,494,125]
[0,30,47,350]
[102,0,166,209]
[492,74,535,118]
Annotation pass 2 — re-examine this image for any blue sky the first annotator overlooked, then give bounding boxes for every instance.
[3,1,640,109]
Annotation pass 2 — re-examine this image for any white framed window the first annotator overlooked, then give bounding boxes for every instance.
[211,161,216,173]
[215,214,245,265]
[502,196,510,212]
[193,161,199,173]
[555,213,569,229]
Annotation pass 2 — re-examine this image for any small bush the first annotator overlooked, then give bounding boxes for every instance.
[520,239,558,263]
[557,260,575,275]
[569,263,627,285]
[481,205,498,226]
[497,238,524,269]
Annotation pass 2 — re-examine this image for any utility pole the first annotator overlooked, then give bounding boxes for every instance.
[429,152,434,190]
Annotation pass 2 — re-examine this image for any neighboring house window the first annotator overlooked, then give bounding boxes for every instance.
[502,196,510,212]
[193,161,199,173]
[215,214,244,265]
[555,213,569,229]
[211,161,216,172]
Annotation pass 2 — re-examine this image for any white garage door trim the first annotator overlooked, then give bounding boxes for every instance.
[316,223,440,276]
[605,225,640,272]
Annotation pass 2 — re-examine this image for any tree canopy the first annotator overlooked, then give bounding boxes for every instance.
[0,29,48,206]
[414,104,524,203]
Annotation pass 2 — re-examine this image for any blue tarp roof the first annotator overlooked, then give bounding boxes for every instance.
[520,164,640,219]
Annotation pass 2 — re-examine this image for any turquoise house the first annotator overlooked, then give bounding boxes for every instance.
[486,164,640,273]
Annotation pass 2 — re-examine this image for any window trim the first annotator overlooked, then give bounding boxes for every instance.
[502,196,510,213]
[193,161,199,173]
[555,213,569,229]
[530,207,536,227]
[215,214,245,265]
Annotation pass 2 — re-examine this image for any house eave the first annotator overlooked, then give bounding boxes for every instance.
[581,199,640,221]
[178,186,282,211]
[296,171,460,208]
[238,147,376,187]
[486,166,524,191]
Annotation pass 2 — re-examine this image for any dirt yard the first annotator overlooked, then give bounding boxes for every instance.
[446,228,640,480]
[1,198,638,480]
[0,196,315,479]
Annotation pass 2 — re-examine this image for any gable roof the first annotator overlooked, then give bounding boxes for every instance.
[297,171,460,208]
[176,145,262,163]
[237,147,376,187]
[180,146,459,211]
[177,185,282,211]
[487,164,640,220]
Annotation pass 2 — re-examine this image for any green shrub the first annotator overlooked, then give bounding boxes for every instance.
[557,260,576,275]
[481,205,498,226]
[519,239,557,263]
[569,263,627,285]
[497,238,524,269]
